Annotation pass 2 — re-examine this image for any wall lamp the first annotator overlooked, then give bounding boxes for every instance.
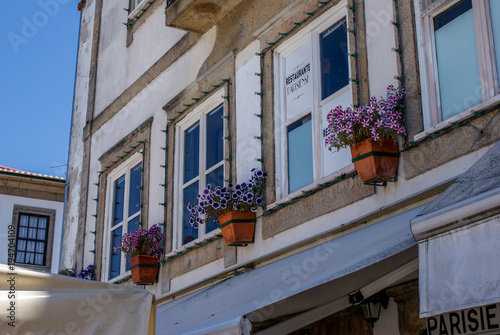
[359,291,389,327]
[349,290,389,327]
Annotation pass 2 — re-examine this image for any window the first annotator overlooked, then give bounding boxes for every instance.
[416,0,500,128]
[15,213,50,266]
[274,4,353,200]
[12,206,56,272]
[175,93,225,247]
[105,154,143,280]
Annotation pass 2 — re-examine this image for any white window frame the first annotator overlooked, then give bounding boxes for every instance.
[414,0,500,133]
[273,2,354,203]
[102,153,143,282]
[128,0,148,20]
[173,90,226,250]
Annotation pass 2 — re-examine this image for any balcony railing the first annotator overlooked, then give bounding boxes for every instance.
[165,0,245,33]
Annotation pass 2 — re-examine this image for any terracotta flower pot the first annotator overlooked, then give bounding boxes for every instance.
[350,138,399,183]
[130,255,160,285]
[218,211,256,247]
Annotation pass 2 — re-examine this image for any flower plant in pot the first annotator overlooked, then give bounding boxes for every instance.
[325,85,406,183]
[114,224,164,284]
[188,169,268,246]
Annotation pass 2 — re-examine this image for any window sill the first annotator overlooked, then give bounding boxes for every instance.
[107,270,132,284]
[14,263,51,273]
[269,163,355,211]
[167,229,223,260]
[414,95,500,142]
[128,0,155,25]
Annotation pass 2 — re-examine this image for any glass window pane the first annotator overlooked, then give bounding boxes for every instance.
[112,175,125,227]
[27,241,36,252]
[206,105,224,169]
[109,226,122,279]
[19,214,29,227]
[36,242,45,253]
[205,165,224,233]
[28,228,37,239]
[184,123,200,183]
[16,251,25,263]
[38,217,48,229]
[490,0,500,87]
[37,229,46,241]
[320,19,349,100]
[35,254,44,266]
[287,115,314,193]
[18,227,28,238]
[17,240,26,251]
[206,165,224,188]
[128,162,142,217]
[434,0,481,120]
[29,216,38,228]
[25,252,34,264]
[125,216,141,271]
[182,181,199,245]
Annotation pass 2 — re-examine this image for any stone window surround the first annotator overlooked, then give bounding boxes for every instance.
[257,0,380,238]
[103,153,143,281]
[94,118,152,283]
[12,205,56,273]
[163,52,234,254]
[172,90,227,249]
[414,0,500,133]
[125,0,166,46]
[272,2,356,203]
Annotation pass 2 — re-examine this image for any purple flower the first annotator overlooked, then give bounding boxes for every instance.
[186,169,268,226]
[114,224,164,258]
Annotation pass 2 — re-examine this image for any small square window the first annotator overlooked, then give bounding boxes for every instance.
[106,155,143,280]
[12,206,56,272]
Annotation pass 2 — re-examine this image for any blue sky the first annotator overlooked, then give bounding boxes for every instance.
[0,1,80,178]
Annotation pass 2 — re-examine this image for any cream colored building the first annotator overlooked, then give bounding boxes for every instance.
[62,0,500,334]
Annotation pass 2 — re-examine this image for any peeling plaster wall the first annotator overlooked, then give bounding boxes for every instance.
[60,0,95,271]
[83,27,217,271]
[94,2,186,116]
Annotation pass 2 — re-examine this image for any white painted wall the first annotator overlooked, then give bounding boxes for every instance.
[64,0,495,307]
[235,40,262,183]
[365,0,399,99]
[83,27,217,272]
[0,194,64,273]
[94,2,186,115]
[373,298,400,335]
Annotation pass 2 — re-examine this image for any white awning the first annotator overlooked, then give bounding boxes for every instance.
[411,141,500,317]
[156,205,425,335]
[0,264,155,334]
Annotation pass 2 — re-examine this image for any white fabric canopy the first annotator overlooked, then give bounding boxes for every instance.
[0,264,155,335]
[156,205,424,334]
